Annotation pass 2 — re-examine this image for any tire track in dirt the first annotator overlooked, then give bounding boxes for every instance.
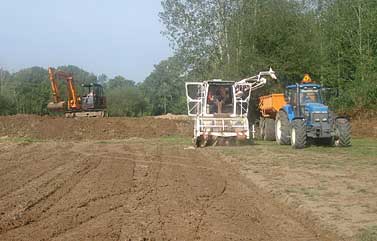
[1,144,136,241]
[118,144,168,240]
[144,144,169,240]
[0,159,67,199]
[115,142,338,240]
[198,149,337,241]
[117,145,230,240]
[0,143,75,198]
[0,140,343,241]
[194,179,228,240]
[0,144,52,177]
[0,155,103,237]
[50,204,125,240]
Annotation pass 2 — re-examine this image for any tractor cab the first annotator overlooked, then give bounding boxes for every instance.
[284,75,329,123]
[81,83,106,111]
[286,84,323,106]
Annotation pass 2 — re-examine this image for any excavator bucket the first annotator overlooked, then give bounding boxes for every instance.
[47,101,66,111]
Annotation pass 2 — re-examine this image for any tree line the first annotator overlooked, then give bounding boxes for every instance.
[1,0,376,117]
[0,66,134,116]
[0,62,187,117]
[159,0,377,112]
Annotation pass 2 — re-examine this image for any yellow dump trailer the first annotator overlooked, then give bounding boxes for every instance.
[258,93,286,141]
[259,94,286,118]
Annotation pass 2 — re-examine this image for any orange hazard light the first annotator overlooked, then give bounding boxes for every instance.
[302,74,313,83]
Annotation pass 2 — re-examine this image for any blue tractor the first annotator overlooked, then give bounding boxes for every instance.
[275,75,351,149]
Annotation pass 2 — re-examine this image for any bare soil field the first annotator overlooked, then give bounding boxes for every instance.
[219,139,377,241]
[0,115,376,241]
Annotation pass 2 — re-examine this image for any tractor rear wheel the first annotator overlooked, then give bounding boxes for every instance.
[264,118,276,141]
[291,119,306,149]
[275,110,290,145]
[335,118,351,147]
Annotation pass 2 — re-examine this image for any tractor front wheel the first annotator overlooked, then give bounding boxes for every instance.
[291,119,306,149]
[335,118,351,147]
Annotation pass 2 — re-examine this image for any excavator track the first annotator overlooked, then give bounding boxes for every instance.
[65,111,106,118]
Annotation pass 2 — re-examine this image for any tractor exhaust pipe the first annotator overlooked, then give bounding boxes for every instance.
[296,83,301,117]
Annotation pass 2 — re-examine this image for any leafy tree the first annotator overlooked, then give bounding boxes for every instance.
[11,67,50,114]
[104,75,148,116]
[57,65,97,85]
[106,76,135,89]
[0,95,16,115]
[106,86,148,117]
[141,56,187,115]
[97,74,108,86]
[320,0,377,111]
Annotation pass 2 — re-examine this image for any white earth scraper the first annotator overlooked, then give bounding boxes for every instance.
[185,68,277,147]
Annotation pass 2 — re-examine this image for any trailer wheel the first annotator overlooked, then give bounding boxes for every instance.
[264,118,276,141]
[291,119,306,149]
[335,118,351,147]
[259,118,265,140]
[276,111,290,145]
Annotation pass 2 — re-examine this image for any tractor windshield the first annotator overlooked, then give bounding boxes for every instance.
[300,89,322,104]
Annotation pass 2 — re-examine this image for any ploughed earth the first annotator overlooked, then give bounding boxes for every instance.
[0,115,376,241]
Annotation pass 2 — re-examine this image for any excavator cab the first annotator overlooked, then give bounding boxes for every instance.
[81,83,106,111]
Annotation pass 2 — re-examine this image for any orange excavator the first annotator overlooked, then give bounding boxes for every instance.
[47,67,107,117]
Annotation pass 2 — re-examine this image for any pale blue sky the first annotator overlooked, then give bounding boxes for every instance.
[0,0,172,82]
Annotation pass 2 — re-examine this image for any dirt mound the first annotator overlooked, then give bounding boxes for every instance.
[154,113,191,120]
[0,114,374,141]
[0,115,192,141]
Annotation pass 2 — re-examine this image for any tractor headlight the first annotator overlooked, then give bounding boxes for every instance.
[312,112,328,122]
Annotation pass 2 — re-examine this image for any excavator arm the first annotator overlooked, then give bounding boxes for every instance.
[47,67,80,111]
[48,67,61,103]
